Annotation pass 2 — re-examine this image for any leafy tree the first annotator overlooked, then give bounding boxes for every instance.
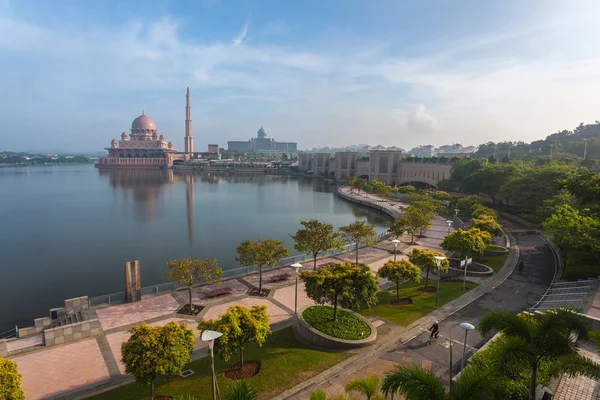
[301,262,378,321]
[347,176,359,193]
[121,321,195,399]
[440,228,490,259]
[236,239,290,293]
[377,260,421,300]
[403,205,433,242]
[0,357,24,400]
[382,364,503,400]
[165,256,223,313]
[478,308,600,400]
[470,216,504,237]
[408,248,449,289]
[471,205,499,221]
[290,220,343,271]
[388,216,411,240]
[455,195,481,216]
[500,163,575,213]
[224,380,258,400]
[560,167,600,210]
[468,163,516,205]
[339,221,378,265]
[396,185,416,194]
[345,375,384,400]
[198,305,271,367]
[542,204,600,260]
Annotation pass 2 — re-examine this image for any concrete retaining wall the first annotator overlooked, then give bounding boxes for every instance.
[337,187,400,219]
[293,306,377,350]
[0,339,7,357]
[43,319,102,347]
[65,296,89,313]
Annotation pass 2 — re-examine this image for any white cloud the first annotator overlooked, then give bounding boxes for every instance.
[232,20,248,47]
[407,104,438,133]
[0,4,600,153]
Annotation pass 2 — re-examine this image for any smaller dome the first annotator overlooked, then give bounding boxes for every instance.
[159,134,165,141]
[121,131,128,137]
[257,127,267,138]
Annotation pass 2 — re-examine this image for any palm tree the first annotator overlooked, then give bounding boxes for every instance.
[382,364,502,400]
[478,308,600,400]
[310,389,352,400]
[345,375,384,400]
[224,380,258,400]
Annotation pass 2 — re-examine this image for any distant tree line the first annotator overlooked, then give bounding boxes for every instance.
[0,152,92,166]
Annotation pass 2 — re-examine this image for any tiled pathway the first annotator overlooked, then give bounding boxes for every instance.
[7,190,461,400]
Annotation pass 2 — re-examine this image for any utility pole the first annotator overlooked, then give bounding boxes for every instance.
[583,138,588,159]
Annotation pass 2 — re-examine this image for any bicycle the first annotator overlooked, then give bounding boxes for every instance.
[426,332,439,346]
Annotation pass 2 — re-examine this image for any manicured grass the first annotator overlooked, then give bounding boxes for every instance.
[485,244,507,252]
[359,281,477,326]
[303,306,371,340]
[88,327,350,400]
[473,254,508,273]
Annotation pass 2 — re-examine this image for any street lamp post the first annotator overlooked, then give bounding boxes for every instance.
[392,239,401,261]
[446,220,453,234]
[459,322,475,372]
[434,256,446,308]
[291,263,303,314]
[201,330,224,400]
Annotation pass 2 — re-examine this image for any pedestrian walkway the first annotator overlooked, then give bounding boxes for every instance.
[6,188,512,400]
[554,341,600,400]
[277,224,561,400]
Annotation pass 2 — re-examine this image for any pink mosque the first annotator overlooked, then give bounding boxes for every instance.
[95,88,194,169]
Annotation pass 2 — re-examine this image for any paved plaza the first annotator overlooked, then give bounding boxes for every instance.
[5,187,574,400]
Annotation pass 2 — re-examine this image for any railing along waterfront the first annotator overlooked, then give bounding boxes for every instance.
[87,229,389,308]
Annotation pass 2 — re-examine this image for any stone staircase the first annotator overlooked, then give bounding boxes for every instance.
[50,311,86,328]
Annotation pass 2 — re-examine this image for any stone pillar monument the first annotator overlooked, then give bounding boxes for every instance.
[125,260,141,302]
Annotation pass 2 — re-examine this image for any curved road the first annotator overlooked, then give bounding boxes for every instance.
[380,222,557,380]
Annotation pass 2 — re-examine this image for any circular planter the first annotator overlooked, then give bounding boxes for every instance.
[293,306,377,350]
[445,258,494,277]
[484,247,509,256]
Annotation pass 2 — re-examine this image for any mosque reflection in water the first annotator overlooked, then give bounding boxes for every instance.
[98,170,387,248]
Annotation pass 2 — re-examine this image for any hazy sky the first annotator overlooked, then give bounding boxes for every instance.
[1,0,599,153]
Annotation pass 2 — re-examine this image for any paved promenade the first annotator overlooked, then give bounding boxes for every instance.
[7,187,519,399]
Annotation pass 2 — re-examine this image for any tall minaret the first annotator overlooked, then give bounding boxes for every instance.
[184,87,193,155]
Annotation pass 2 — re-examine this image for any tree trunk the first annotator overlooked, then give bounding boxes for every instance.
[333,294,338,322]
[258,266,263,292]
[425,271,430,289]
[529,362,537,400]
[188,287,193,312]
[313,254,318,271]
[411,233,414,244]
[240,347,244,368]
[355,243,359,265]
[151,378,155,399]
[396,281,400,300]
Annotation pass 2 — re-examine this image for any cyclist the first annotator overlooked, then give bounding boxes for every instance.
[518,259,524,272]
[428,321,440,342]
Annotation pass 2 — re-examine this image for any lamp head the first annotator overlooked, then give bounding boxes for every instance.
[459,322,475,331]
[291,263,302,273]
[201,330,223,342]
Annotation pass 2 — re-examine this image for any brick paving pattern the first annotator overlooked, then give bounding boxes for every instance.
[13,338,109,400]
[554,343,600,400]
[272,282,316,311]
[202,297,291,324]
[95,293,180,331]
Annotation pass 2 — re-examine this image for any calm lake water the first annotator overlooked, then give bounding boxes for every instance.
[0,165,388,332]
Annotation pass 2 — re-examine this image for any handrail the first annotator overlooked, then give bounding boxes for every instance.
[88,228,389,308]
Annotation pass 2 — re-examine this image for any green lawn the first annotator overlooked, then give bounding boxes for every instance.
[303,306,371,340]
[88,327,351,400]
[473,254,508,273]
[359,281,477,326]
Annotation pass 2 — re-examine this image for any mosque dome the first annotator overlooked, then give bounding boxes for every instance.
[131,114,156,131]
[257,127,267,138]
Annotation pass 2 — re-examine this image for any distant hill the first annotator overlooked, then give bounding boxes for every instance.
[473,121,600,163]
